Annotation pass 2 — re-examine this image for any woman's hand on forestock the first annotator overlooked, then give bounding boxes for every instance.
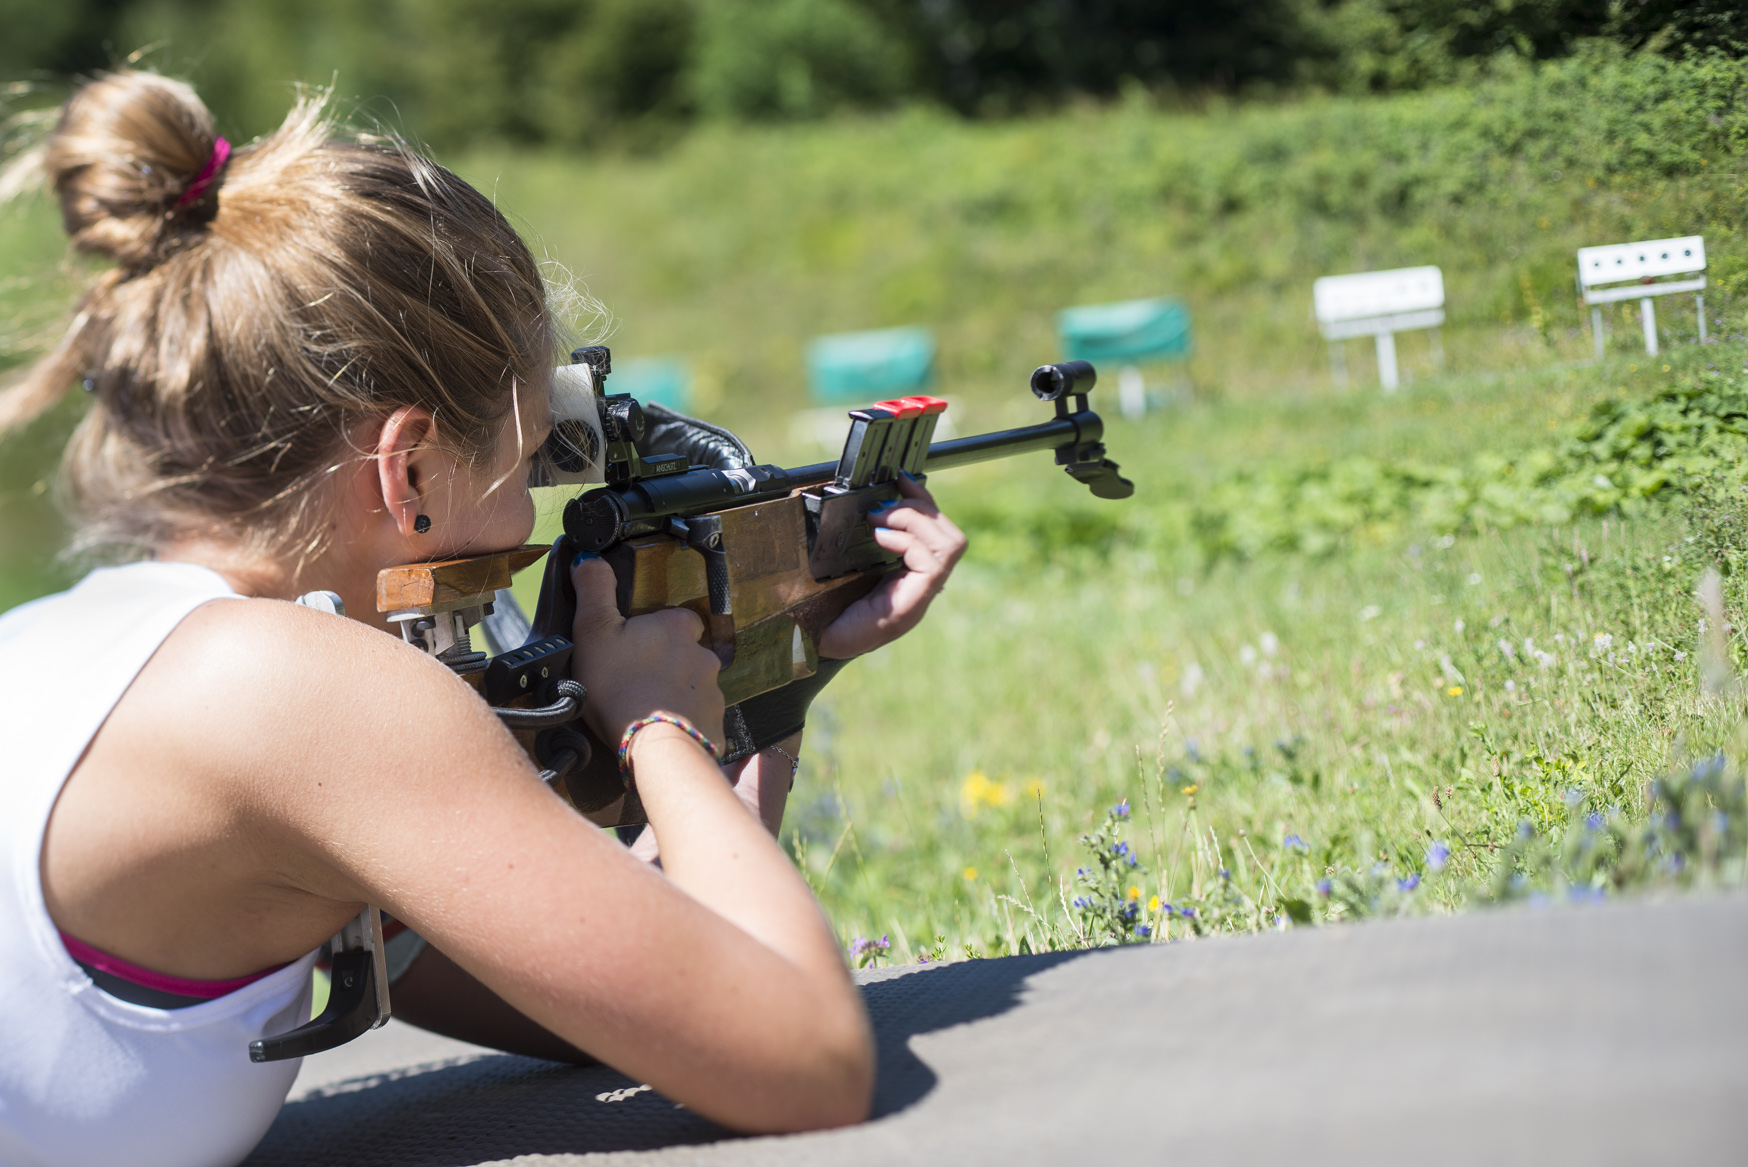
[817,472,967,660]
[569,555,725,748]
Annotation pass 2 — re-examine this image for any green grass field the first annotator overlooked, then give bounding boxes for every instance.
[5,52,1747,966]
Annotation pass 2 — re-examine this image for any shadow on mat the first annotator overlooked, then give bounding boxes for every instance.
[242,950,1087,1166]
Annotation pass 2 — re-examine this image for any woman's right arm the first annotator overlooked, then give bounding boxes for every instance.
[145,569,872,1131]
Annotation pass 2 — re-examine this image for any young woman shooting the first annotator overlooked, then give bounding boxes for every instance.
[0,70,965,1167]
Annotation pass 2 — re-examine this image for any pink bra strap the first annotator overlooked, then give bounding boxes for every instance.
[59,931,288,1000]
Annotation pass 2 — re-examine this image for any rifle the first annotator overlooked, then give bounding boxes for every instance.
[252,348,1133,1061]
[386,347,1134,825]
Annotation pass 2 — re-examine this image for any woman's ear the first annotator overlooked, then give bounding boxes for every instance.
[374,406,439,537]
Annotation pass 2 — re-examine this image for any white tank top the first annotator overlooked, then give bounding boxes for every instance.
[0,563,319,1167]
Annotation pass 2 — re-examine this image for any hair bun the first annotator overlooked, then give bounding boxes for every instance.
[44,71,225,268]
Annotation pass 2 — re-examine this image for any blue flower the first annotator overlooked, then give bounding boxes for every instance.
[1516,821,1535,840]
[1112,800,1131,819]
[1071,896,1090,909]
[1283,834,1306,849]
[1585,812,1604,831]
[1397,874,1420,892]
[1316,879,1331,897]
[1426,841,1450,871]
[1136,924,1152,939]
[1218,868,1230,880]
[1113,841,1131,859]
[1179,906,1196,919]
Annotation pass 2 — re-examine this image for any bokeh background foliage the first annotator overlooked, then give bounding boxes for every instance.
[2,0,1744,146]
[8,7,1748,958]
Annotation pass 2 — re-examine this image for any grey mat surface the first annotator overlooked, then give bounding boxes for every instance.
[246,893,1748,1166]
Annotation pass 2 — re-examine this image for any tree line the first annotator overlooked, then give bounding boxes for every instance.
[2,0,1742,147]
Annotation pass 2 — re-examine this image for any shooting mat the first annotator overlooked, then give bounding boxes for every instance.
[245,892,1747,1167]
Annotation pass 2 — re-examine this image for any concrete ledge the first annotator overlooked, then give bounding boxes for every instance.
[247,893,1748,1166]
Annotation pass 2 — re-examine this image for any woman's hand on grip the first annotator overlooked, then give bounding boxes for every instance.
[569,555,725,747]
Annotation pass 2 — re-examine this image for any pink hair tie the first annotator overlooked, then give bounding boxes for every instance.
[175,136,231,208]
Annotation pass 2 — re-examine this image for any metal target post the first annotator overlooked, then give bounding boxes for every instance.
[1577,236,1706,359]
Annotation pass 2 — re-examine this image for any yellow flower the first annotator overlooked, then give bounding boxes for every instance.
[1148,895,1160,913]
[1128,885,1141,900]
[1447,686,1463,696]
[1181,783,1199,796]
[959,770,1013,816]
[962,866,978,882]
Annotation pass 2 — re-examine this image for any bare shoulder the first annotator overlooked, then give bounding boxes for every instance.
[118,597,542,880]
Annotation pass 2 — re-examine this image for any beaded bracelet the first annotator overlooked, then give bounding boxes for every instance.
[618,713,722,779]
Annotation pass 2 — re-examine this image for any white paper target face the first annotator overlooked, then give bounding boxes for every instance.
[543,363,606,485]
[1576,236,1705,289]
[1313,266,1445,326]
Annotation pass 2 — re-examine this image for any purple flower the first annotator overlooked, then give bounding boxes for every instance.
[1114,841,1131,859]
[1218,868,1230,880]
[1397,874,1420,892]
[1426,841,1450,871]
[1585,812,1604,831]
[1316,879,1332,897]
[1112,800,1131,819]
[1072,896,1090,909]
[1283,834,1306,849]
[1136,924,1152,938]
[1179,907,1196,919]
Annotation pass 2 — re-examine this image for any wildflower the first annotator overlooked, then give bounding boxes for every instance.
[1283,833,1306,849]
[1260,631,1280,657]
[1497,638,1515,661]
[1585,812,1604,831]
[1128,885,1141,901]
[1240,644,1258,667]
[1360,604,1381,621]
[1136,924,1152,939]
[1517,821,1535,840]
[847,935,891,964]
[1179,907,1196,919]
[1316,879,1332,897]
[1181,784,1198,796]
[1111,799,1131,819]
[1427,841,1450,871]
[1453,618,1465,632]
[962,866,978,882]
[1504,680,1516,692]
[1447,686,1464,696]
[1148,895,1160,913]
[1397,874,1420,892]
[1218,868,1230,880]
[1593,632,1613,653]
[959,770,1012,816]
[1071,896,1090,909]
[1113,841,1131,860]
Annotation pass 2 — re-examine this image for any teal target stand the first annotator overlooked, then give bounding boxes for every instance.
[1056,297,1192,418]
[805,326,937,405]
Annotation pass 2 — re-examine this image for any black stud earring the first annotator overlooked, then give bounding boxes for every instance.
[413,514,431,534]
